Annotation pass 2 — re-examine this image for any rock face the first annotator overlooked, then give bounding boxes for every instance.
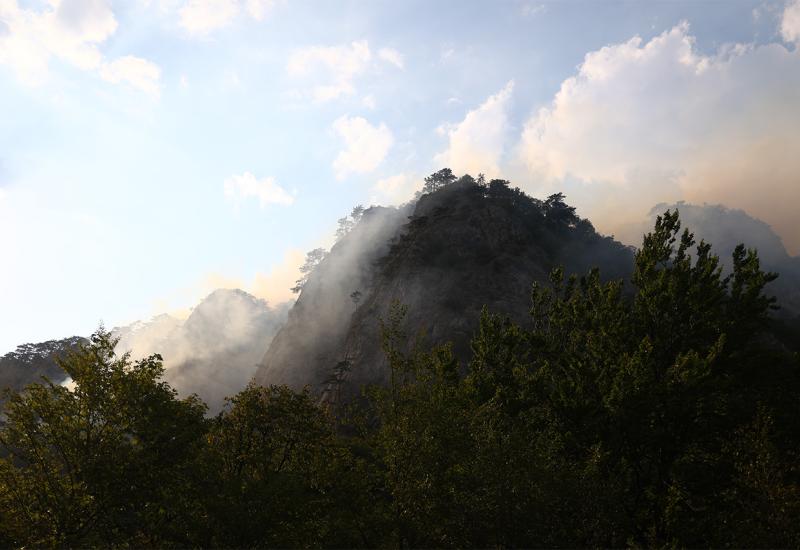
[254,179,634,398]
[253,205,412,392]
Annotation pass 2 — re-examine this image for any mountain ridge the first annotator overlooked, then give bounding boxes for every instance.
[254,176,635,398]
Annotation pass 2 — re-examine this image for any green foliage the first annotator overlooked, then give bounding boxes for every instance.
[361,209,800,547]
[200,384,337,547]
[335,204,365,240]
[290,246,328,294]
[422,168,457,194]
[0,328,208,547]
[1,207,799,547]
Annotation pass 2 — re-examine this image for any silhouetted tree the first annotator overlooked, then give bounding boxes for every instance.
[2,199,799,548]
[544,192,579,226]
[291,248,327,294]
[423,168,457,194]
[335,205,366,240]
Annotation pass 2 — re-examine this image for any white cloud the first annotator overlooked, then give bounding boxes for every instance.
[224,172,294,207]
[518,22,800,252]
[0,0,160,94]
[245,0,274,20]
[100,55,161,96]
[378,47,404,68]
[287,40,371,102]
[332,115,393,180]
[782,0,800,43]
[370,173,422,205]
[361,94,376,109]
[287,40,403,103]
[178,0,239,34]
[0,0,116,80]
[174,0,273,35]
[435,80,514,177]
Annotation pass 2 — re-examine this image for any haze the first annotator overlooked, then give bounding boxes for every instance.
[1,0,799,353]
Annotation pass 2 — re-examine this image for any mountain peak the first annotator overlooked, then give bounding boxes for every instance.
[255,177,633,397]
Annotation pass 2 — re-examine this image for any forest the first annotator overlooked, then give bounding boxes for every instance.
[1,203,799,548]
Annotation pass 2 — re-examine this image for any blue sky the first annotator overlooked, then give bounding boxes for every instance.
[1,0,799,353]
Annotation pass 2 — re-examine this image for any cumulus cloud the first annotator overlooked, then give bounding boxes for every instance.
[782,0,800,43]
[244,0,274,20]
[224,172,294,207]
[99,55,161,96]
[287,40,403,103]
[173,0,274,35]
[0,0,160,94]
[0,0,115,80]
[435,80,514,178]
[518,23,800,253]
[332,115,394,180]
[178,0,238,34]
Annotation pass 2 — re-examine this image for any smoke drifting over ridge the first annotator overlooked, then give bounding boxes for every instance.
[255,177,639,396]
[636,202,800,316]
[255,204,411,390]
[114,289,289,412]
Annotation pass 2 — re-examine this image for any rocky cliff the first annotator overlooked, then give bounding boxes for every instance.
[254,178,634,398]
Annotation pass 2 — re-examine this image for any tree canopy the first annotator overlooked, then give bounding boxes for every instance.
[1,208,798,548]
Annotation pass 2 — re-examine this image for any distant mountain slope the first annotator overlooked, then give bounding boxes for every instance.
[647,202,800,317]
[114,289,289,412]
[1,289,289,413]
[254,177,634,398]
[0,337,86,404]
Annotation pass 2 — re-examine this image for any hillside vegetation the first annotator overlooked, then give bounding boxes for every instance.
[256,171,633,398]
[1,175,799,547]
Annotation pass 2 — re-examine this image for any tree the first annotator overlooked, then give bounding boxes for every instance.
[350,204,365,223]
[335,204,366,240]
[362,208,800,547]
[291,247,327,294]
[486,178,511,197]
[0,328,208,547]
[544,192,579,226]
[422,168,457,194]
[513,209,799,546]
[201,384,334,547]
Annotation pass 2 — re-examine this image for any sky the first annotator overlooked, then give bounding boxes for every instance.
[1,0,799,353]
